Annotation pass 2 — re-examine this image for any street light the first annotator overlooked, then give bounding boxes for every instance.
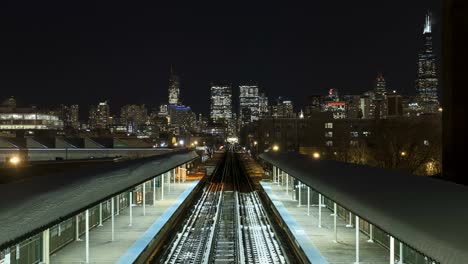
[272,145,279,152]
[253,141,258,146]
[400,151,407,157]
[313,152,321,159]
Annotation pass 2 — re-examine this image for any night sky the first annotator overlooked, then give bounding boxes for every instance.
[0,2,441,117]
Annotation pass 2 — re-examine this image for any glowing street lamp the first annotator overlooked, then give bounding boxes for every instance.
[253,141,258,146]
[400,151,407,157]
[272,145,279,152]
[313,152,321,159]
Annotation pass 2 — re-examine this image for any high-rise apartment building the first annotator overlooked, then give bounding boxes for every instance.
[89,101,110,129]
[59,104,80,129]
[210,83,233,122]
[259,92,269,118]
[415,12,439,113]
[239,83,260,124]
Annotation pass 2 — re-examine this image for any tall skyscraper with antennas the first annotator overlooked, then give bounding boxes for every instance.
[415,12,439,113]
[168,66,180,105]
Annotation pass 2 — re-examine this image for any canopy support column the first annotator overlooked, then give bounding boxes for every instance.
[98,203,103,226]
[111,197,115,241]
[161,174,165,200]
[333,202,337,242]
[153,178,156,206]
[85,209,89,263]
[42,229,50,264]
[143,182,146,216]
[367,224,374,243]
[390,236,395,264]
[355,215,360,264]
[346,212,353,228]
[318,193,322,228]
[129,191,133,227]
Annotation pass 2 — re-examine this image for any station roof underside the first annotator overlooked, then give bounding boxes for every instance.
[260,152,468,264]
[0,149,198,249]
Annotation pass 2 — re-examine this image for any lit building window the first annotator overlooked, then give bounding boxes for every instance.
[325,122,333,129]
[325,141,333,147]
[424,140,430,146]
[350,131,359,138]
[325,131,333,138]
[350,140,358,146]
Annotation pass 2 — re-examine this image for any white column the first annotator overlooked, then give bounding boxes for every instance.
[178,167,181,184]
[161,174,165,200]
[129,191,133,226]
[85,209,89,263]
[153,178,156,206]
[276,168,279,184]
[355,215,360,264]
[143,182,146,216]
[168,171,171,192]
[111,197,115,241]
[173,168,176,185]
[75,214,81,241]
[399,242,404,264]
[318,193,322,228]
[42,228,50,264]
[333,202,337,242]
[307,187,310,216]
[292,177,296,200]
[115,194,120,215]
[99,203,103,226]
[16,244,20,261]
[298,182,302,206]
[273,166,277,183]
[4,248,11,264]
[346,211,353,227]
[368,224,374,243]
[390,236,395,264]
[286,174,289,194]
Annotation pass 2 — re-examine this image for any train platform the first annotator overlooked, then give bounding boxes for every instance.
[50,180,199,264]
[261,181,390,264]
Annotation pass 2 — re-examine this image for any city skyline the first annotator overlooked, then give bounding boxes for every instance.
[0,2,440,115]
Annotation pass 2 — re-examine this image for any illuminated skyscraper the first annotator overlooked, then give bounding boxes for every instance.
[374,73,386,100]
[210,83,233,122]
[168,67,180,105]
[416,12,439,113]
[89,101,110,129]
[239,83,260,124]
[259,91,269,118]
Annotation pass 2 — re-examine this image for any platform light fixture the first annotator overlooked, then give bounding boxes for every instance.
[9,156,21,165]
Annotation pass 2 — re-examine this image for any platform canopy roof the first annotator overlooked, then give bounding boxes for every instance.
[0,149,198,249]
[260,152,468,264]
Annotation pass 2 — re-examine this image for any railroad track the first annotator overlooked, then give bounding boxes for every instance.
[161,148,287,264]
